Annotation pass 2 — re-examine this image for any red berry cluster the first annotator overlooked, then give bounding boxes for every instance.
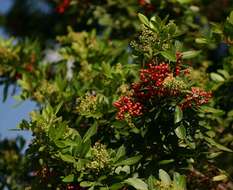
[140,62,170,86]
[113,96,143,120]
[180,87,212,109]
[56,0,71,14]
[114,54,212,120]
[133,62,170,98]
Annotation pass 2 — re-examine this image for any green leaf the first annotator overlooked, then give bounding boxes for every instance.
[160,51,176,62]
[200,106,225,116]
[147,176,157,190]
[109,183,124,190]
[227,11,233,25]
[158,159,175,165]
[159,169,171,186]
[79,140,91,157]
[83,122,97,143]
[75,159,89,171]
[212,174,228,181]
[114,145,126,163]
[204,137,233,152]
[175,126,186,139]
[210,73,225,82]
[138,13,150,27]
[176,0,192,4]
[114,155,142,166]
[173,172,186,190]
[80,181,94,187]
[174,106,183,124]
[62,174,74,182]
[195,38,208,44]
[124,178,148,190]
[182,50,200,59]
[217,69,230,79]
[59,153,76,163]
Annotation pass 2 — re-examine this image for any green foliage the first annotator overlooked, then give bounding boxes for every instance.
[0,1,233,190]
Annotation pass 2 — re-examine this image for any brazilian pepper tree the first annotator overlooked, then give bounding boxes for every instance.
[0,1,233,190]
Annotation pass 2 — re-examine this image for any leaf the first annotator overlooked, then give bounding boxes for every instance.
[75,159,89,171]
[160,51,176,62]
[159,169,171,186]
[62,174,74,182]
[175,126,186,139]
[212,174,228,181]
[114,145,126,163]
[138,13,150,27]
[158,159,175,165]
[182,50,200,59]
[115,166,130,174]
[147,176,157,190]
[109,183,124,190]
[195,38,208,44]
[176,0,192,4]
[59,153,76,163]
[80,181,94,187]
[55,101,64,114]
[79,140,91,157]
[200,106,225,116]
[210,73,225,82]
[217,69,230,79]
[204,137,233,152]
[83,122,97,143]
[173,172,186,190]
[124,178,148,190]
[174,106,183,124]
[114,155,142,166]
[227,11,233,25]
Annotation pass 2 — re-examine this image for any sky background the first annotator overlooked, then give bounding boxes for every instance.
[0,0,35,142]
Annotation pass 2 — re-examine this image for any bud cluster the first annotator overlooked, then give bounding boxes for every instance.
[87,142,110,172]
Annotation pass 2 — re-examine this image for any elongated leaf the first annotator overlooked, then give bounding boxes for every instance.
[177,0,192,4]
[213,174,228,181]
[124,178,148,190]
[138,13,150,27]
[109,183,124,190]
[228,11,233,25]
[83,123,97,143]
[217,69,230,79]
[200,106,225,116]
[174,106,183,124]
[147,176,158,190]
[159,169,171,186]
[173,172,186,190]
[62,174,74,182]
[160,51,176,62]
[210,73,225,82]
[114,155,142,166]
[175,126,186,139]
[182,50,200,59]
[114,145,126,163]
[195,38,208,44]
[59,153,76,163]
[204,137,233,152]
[159,159,174,165]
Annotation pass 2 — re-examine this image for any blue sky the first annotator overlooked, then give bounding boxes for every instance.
[0,0,35,141]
